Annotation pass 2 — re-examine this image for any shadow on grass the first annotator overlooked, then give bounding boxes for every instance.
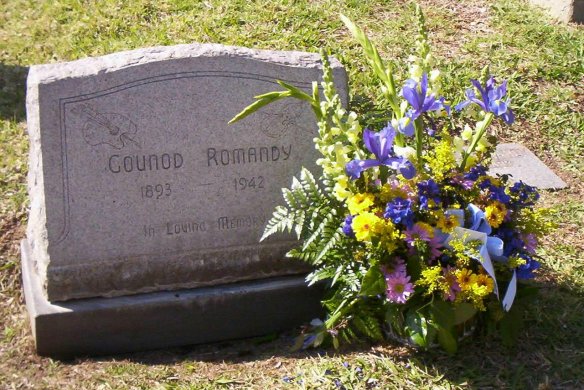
[75,322,380,365]
[0,63,28,122]
[62,277,583,388]
[412,280,584,388]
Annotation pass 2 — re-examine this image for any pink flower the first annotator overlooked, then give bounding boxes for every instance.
[385,273,414,304]
[404,223,443,261]
[428,236,443,260]
[405,223,432,244]
[442,266,461,301]
[381,258,407,278]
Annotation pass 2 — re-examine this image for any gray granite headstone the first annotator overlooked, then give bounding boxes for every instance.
[22,43,347,357]
[489,143,568,189]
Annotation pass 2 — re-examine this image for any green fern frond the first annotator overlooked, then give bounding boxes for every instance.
[260,206,293,241]
[302,206,335,249]
[282,188,300,210]
[299,168,323,202]
[287,246,320,264]
[315,226,343,263]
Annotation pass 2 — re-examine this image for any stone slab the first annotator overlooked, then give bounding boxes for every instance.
[25,43,347,301]
[22,239,323,359]
[529,0,584,23]
[489,143,568,189]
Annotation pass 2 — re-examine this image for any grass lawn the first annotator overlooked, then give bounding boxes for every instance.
[1,0,583,388]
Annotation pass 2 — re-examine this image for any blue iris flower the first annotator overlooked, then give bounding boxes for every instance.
[346,124,416,180]
[455,76,515,124]
[401,73,450,120]
[384,197,414,228]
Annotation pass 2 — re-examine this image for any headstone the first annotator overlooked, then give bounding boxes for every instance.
[22,43,348,358]
[489,143,568,189]
[529,0,584,23]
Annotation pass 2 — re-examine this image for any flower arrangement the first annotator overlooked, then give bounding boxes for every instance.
[230,6,552,353]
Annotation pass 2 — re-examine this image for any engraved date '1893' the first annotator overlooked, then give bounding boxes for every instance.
[141,183,171,199]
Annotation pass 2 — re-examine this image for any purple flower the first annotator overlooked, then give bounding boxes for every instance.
[342,215,355,237]
[401,73,450,123]
[405,224,442,261]
[450,175,474,190]
[455,76,515,124]
[405,223,432,244]
[521,233,538,254]
[384,197,414,227]
[385,273,414,304]
[509,181,539,207]
[463,165,488,181]
[346,124,416,180]
[417,179,441,209]
[478,179,511,204]
[495,227,524,257]
[442,266,461,301]
[516,254,540,279]
[382,258,407,277]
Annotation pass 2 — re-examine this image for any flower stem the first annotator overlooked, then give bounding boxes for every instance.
[459,112,494,171]
[414,118,424,166]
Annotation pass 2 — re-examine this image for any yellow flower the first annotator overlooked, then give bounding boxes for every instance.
[508,255,527,269]
[333,175,351,201]
[413,222,435,238]
[436,213,460,233]
[379,183,408,203]
[374,219,401,251]
[485,201,507,228]
[456,268,477,291]
[347,193,375,215]
[424,137,457,181]
[473,274,494,296]
[418,266,445,295]
[352,212,381,242]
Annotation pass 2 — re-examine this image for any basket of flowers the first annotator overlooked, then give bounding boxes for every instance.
[230,6,552,353]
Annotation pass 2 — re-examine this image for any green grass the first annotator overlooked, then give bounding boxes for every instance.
[1,0,583,388]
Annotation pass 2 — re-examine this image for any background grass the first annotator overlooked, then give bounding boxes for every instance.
[1,0,582,388]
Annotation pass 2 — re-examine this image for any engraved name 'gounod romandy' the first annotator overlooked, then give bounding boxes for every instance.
[207,144,292,167]
[108,152,184,173]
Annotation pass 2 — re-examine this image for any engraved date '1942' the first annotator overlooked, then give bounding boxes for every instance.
[233,176,264,191]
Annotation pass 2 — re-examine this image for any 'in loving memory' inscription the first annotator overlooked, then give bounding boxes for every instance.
[54,72,316,262]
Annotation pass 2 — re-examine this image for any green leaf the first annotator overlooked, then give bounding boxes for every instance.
[291,334,305,351]
[453,303,478,325]
[276,80,313,102]
[500,305,524,347]
[360,266,386,296]
[437,327,458,355]
[406,257,422,280]
[431,300,455,329]
[339,14,398,111]
[405,310,435,348]
[228,91,291,124]
[332,336,340,349]
[313,331,326,347]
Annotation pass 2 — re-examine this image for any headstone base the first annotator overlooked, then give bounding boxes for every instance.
[21,239,323,359]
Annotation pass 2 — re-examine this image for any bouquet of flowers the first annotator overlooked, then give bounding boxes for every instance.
[230,6,552,353]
